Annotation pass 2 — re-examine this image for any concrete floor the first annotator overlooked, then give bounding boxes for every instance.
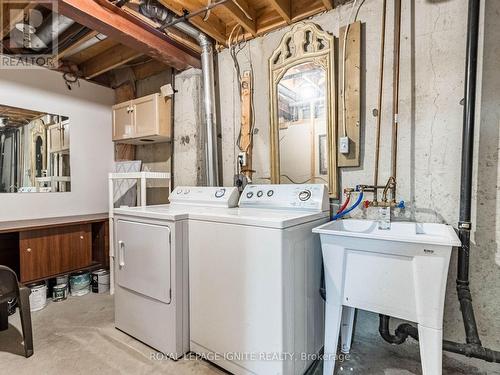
[0,293,498,375]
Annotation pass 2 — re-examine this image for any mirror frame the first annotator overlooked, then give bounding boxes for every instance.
[30,118,47,185]
[269,22,338,198]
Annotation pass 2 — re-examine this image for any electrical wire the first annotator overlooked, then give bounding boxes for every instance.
[229,24,255,154]
[280,174,328,185]
[203,0,212,21]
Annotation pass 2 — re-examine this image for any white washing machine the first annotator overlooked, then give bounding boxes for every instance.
[113,186,239,359]
[188,184,330,375]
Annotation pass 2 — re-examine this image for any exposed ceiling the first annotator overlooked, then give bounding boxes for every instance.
[0,104,44,127]
[123,0,341,46]
[0,1,342,87]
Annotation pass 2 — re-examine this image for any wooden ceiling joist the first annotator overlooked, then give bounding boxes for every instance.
[158,0,228,45]
[57,30,99,60]
[267,0,292,24]
[56,0,201,70]
[132,59,171,80]
[321,0,334,11]
[82,44,143,79]
[223,0,257,36]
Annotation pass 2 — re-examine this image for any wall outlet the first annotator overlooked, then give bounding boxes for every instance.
[238,151,247,167]
[340,136,349,154]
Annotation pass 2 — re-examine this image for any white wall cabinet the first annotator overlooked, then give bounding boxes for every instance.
[112,93,171,144]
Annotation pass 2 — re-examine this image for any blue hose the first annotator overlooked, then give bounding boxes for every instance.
[331,191,364,221]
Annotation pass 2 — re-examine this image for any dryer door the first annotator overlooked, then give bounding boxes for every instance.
[115,220,172,303]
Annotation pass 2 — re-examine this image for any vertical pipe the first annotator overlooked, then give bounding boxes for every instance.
[391,0,402,201]
[173,22,219,186]
[138,2,220,186]
[374,0,387,191]
[457,0,481,346]
[199,34,219,186]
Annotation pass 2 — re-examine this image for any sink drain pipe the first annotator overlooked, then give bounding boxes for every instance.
[379,0,499,363]
[139,0,219,186]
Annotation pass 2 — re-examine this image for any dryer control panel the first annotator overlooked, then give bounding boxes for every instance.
[170,186,239,207]
[239,184,329,211]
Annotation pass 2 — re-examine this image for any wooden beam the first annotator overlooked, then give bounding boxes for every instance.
[81,44,142,79]
[223,0,256,36]
[158,0,228,45]
[56,0,201,70]
[132,59,170,80]
[57,30,99,60]
[267,0,291,23]
[321,0,334,11]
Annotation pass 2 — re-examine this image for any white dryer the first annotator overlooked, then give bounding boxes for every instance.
[113,186,239,359]
[188,184,330,375]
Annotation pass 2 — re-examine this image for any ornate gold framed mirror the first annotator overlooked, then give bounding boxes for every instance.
[269,22,338,197]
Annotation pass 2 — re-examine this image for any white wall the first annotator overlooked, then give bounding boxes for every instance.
[0,67,114,221]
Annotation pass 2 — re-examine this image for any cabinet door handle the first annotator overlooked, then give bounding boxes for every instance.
[26,248,32,253]
[118,240,125,267]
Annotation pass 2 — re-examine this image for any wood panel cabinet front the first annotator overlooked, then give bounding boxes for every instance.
[112,102,134,141]
[133,94,157,137]
[112,93,171,144]
[19,224,92,283]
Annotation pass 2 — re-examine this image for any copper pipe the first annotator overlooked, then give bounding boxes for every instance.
[374,0,387,201]
[382,176,396,202]
[391,0,402,201]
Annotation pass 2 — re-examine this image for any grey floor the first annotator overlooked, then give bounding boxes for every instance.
[0,293,498,375]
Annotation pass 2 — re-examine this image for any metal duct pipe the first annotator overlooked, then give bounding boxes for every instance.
[34,13,75,51]
[140,0,219,186]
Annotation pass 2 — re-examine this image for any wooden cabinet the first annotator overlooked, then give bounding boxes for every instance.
[48,120,70,153]
[112,93,171,144]
[19,224,92,283]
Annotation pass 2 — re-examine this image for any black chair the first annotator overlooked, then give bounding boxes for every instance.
[0,265,33,357]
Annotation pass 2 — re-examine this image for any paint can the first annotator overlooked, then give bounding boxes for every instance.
[91,269,110,294]
[28,281,47,312]
[56,275,69,285]
[52,283,68,302]
[69,272,91,297]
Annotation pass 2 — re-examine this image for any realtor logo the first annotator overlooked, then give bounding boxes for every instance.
[0,0,58,69]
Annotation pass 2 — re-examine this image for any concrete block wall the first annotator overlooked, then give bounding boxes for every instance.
[210,0,500,370]
[173,68,206,186]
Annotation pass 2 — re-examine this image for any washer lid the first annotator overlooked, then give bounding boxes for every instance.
[189,207,329,229]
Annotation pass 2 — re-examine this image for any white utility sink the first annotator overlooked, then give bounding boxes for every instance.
[312,219,460,375]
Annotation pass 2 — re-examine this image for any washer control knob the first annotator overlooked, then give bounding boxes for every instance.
[246,192,254,198]
[184,189,190,194]
[299,190,311,201]
[176,189,183,194]
[267,190,274,197]
[257,190,263,197]
[215,188,226,198]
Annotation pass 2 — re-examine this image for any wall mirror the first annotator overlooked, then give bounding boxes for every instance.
[269,22,338,197]
[0,104,70,193]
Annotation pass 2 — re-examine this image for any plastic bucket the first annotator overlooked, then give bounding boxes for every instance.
[91,269,110,294]
[28,281,47,311]
[69,272,91,297]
